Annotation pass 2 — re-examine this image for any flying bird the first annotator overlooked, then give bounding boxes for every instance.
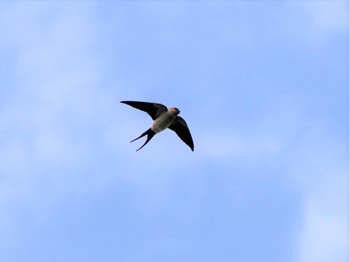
[121,101,194,151]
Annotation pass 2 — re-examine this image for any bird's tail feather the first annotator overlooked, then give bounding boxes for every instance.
[130,128,155,151]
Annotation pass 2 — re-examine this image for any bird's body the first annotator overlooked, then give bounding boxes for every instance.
[151,108,178,133]
[121,101,194,151]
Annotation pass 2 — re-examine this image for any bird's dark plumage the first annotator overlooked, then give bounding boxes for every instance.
[121,100,194,151]
[130,128,155,151]
[120,101,167,120]
[169,116,194,151]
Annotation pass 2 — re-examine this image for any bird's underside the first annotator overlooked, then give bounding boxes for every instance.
[121,101,194,151]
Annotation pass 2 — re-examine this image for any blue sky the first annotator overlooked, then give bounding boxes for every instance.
[0,1,348,262]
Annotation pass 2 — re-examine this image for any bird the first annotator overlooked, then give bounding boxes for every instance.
[121,101,194,151]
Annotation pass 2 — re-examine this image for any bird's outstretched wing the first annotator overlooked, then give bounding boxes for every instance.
[120,101,167,120]
[168,116,194,151]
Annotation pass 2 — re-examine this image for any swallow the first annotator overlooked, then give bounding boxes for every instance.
[121,101,194,151]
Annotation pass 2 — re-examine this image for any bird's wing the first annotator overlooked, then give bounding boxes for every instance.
[120,101,167,120]
[168,116,194,151]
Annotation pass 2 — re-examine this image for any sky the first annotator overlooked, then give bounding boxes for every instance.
[0,1,348,262]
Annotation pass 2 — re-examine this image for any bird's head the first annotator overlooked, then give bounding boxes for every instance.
[168,107,180,115]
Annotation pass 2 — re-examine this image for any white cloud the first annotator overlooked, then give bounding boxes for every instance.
[297,174,348,262]
[197,108,348,262]
[285,1,348,39]
[287,123,348,262]
[197,97,305,161]
[305,1,348,33]
[280,1,347,50]
[0,3,347,260]
[0,2,126,227]
[197,131,285,160]
[0,3,195,237]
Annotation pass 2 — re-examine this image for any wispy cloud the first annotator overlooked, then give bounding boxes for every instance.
[287,122,348,262]
[304,1,348,33]
[284,1,348,47]
[0,2,347,261]
[0,2,122,231]
[298,183,348,262]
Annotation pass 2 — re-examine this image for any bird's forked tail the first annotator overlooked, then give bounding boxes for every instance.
[130,128,155,151]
